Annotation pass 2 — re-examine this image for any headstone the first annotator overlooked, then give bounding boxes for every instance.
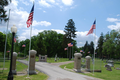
[105,65,112,71]
[12,52,17,75]
[55,54,57,62]
[28,50,37,74]
[107,60,114,67]
[74,53,82,72]
[39,55,47,62]
[85,56,91,71]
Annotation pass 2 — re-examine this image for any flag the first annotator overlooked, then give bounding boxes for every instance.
[7,50,10,53]
[26,4,34,28]
[80,50,83,52]
[68,43,73,47]
[22,44,26,47]
[88,51,90,53]
[86,20,96,35]
[71,43,73,47]
[64,48,68,50]
[14,36,16,43]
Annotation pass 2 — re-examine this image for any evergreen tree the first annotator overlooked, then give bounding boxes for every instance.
[97,32,104,59]
[64,19,77,60]
[0,0,11,22]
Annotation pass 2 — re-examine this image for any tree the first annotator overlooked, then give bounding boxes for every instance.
[35,33,47,56]
[64,19,77,60]
[97,32,104,59]
[89,41,94,57]
[0,0,11,22]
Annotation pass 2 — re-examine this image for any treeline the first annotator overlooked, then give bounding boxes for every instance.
[0,30,78,58]
[96,30,120,59]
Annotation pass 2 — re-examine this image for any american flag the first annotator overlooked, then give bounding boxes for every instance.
[26,4,34,28]
[88,51,90,53]
[80,50,83,52]
[68,43,73,47]
[14,36,16,43]
[86,20,96,35]
[64,48,68,50]
[7,50,10,53]
[22,44,26,47]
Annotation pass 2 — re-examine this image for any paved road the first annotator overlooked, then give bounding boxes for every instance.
[18,60,102,80]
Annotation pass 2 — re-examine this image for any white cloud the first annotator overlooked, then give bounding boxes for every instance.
[33,20,51,27]
[18,28,44,41]
[117,14,120,16]
[20,0,29,6]
[43,11,46,13]
[107,18,120,30]
[62,0,73,6]
[38,0,52,7]
[106,18,120,22]
[107,22,120,30]
[50,29,98,47]
[51,29,65,34]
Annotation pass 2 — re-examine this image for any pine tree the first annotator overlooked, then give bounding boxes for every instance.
[97,32,104,59]
[0,0,11,22]
[64,19,77,60]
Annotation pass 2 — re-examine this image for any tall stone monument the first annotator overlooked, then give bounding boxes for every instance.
[28,50,37,74]
[74,53,82,72]
[12,52,17,75]
[85,56,91,71]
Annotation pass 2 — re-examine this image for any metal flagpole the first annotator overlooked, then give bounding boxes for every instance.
[93,19,96,74]
[3,9,11,72]
[27,25,32,77]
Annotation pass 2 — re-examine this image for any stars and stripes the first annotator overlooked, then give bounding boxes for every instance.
[14,36,16,43]
[64,48,68,50]
[86,20,96,35]
[26,4,34,28]
[80,50,83,52]
[22,44,26,47]
[68,43,73,47]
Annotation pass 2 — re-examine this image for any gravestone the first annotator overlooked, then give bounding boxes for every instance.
[12,52,17,75]
[39,55,47,62]
[74,53,82,72]
[107,60,114,67]
[85,56,91,71]
[28,50,37,74]
[105,65,112,71]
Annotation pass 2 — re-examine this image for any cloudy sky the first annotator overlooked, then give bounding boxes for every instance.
[0,0,120,47]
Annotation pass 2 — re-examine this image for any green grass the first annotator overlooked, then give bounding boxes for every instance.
[60,58,120,80]
[0,59,48,80]
[23,57,73,63]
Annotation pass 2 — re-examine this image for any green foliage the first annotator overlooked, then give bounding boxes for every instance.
[0,0,11,22]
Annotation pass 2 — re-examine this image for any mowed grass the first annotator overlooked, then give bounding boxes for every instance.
[0,59,48,80]
[60,58,120,80]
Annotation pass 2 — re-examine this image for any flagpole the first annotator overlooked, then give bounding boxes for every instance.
[27,24,32,77]
[93,20,96,74]
[3,9,11,72]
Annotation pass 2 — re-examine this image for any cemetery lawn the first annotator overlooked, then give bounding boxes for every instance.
[24,57,72,63]
[0,60,48,80]
[60,58,120,80]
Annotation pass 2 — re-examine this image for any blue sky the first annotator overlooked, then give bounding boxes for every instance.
[0,0,120,47]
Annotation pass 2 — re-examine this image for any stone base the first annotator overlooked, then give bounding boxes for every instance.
[12,70,17,75]
[27,70,37,75]
[85,69,91,72]
[73,69,81,73]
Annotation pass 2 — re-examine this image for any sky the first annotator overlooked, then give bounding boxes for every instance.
[0,0,120,47]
